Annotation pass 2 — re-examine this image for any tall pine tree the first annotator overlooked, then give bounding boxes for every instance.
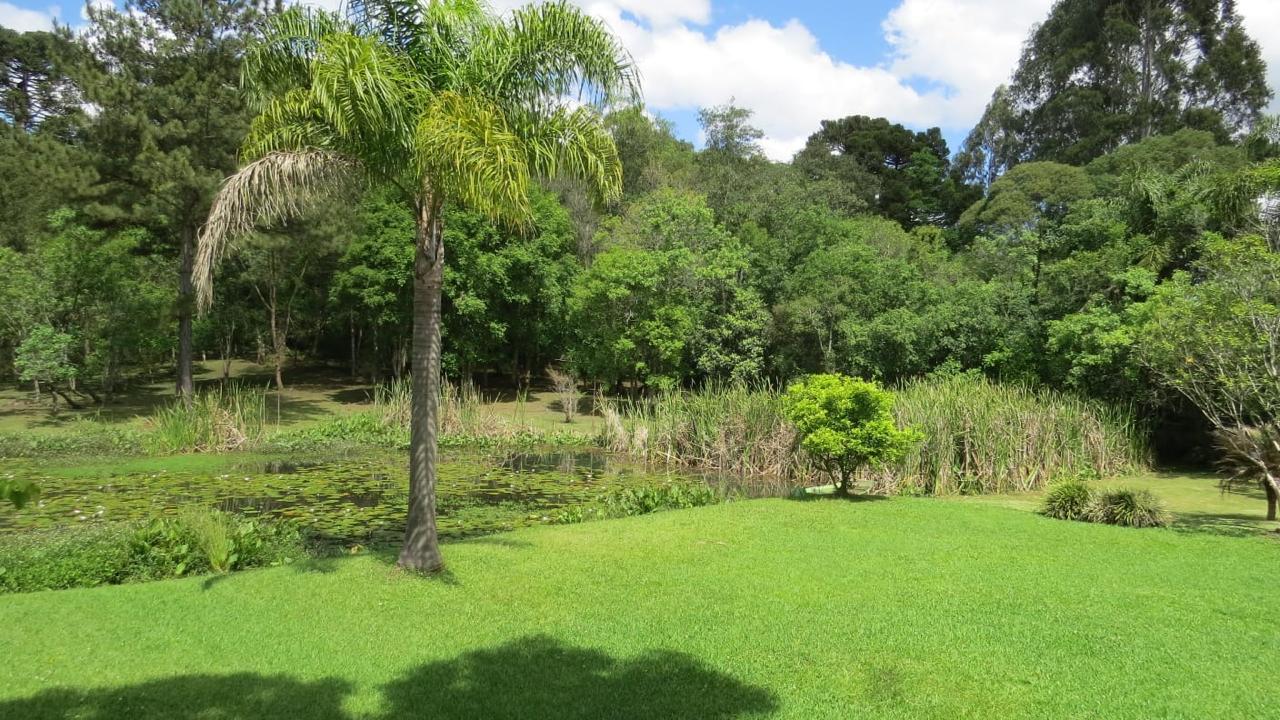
[958,0,1271,177]
[76,0,272,399]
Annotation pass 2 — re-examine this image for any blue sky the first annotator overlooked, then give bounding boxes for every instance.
[5,0,1279,160]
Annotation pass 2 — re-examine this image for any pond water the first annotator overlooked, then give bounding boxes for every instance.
[0,449,798,546]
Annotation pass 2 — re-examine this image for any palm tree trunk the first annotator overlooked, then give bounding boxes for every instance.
[398,195,445,573]
[177,227,196,403]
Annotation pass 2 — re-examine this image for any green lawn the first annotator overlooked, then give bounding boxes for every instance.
[3,497,1276,718]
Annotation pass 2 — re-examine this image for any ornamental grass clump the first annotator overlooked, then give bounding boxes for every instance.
[1086,488,1171,528]
[1040,477,1095,521]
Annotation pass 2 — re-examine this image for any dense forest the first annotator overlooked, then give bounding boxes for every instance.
[2,0,1278,465]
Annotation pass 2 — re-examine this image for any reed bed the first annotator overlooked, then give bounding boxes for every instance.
[373,377,518,439]
[872,376,1148,495]
[604,376,1148,495]
[148,383,269,453]
[597,384,819,481]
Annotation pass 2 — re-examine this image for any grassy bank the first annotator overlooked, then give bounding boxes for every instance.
[2,498,1275,718]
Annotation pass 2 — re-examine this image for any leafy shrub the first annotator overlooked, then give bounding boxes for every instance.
[782,374,921,495]
[1041,478,1094,521]
[0,509,307,593]
[601,482,721,517]
[553,482,721,524]
[0,423,146,458]
[1086,488,1171,528]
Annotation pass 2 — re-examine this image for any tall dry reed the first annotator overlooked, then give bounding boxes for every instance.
[604,376,1147,494]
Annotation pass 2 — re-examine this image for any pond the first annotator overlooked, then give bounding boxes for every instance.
[0,449,798,546]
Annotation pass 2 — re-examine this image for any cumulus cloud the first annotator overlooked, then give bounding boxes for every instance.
[14,0,1275,159]
[1237,0,1280,113]
[883,0,1054,121]
[487,0,1050,159]
[0,1,58,32]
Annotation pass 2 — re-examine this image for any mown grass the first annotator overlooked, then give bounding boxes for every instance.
[1,498,1275,719]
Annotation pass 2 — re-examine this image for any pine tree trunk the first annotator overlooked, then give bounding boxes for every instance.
[177,227,196,403]
[398,194,445,573]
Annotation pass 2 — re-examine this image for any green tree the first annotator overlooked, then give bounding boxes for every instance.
[0,27,84,135]
[1137,235,1280,519]
[568,242,696,389]
[330,191,415,381]
[195,1,636,572]
[794,115,970,227]
[77,0,272,400]
[782,374,920,496]
[15,324,76,412]
[964,0,1271,169]
[958,162,1095,236]
[568,188,765,388]
[443,187,579,385]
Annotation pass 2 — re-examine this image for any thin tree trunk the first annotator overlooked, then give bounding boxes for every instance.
[350,316,358,380]
[1266,480,1278,522]
[399,194,445,573]
[177,227,196,403]
[270,288,285,392]
[221,321,234,382]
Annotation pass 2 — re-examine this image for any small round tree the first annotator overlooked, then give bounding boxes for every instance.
[782,374,921,496]
[15,325,76,414]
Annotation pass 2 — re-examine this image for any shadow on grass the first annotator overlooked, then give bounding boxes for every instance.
[1171,511,1274,539]
[0,673,353,720]
[788,490,889,504]
[0,636,778,720]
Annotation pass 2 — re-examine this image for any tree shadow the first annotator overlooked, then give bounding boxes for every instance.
[1171,511,1275,539]
[378,635,778,720]
[0,636,778,720]
[787,488,889,504]
[0,673,352,720]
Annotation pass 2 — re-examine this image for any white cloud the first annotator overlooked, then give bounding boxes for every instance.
[484,0,1049,160]
[0,1,58,32]
[616,16,942,160]
[884,0,1053,121]
[1237,0,1280,113]
[222,0,1280,157]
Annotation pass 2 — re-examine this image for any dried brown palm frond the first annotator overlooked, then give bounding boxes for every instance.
[195,150,359,312]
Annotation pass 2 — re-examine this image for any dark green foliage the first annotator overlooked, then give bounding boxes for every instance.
[0,510,306,593]
[554,481,721,523]
[1040,478,1094,521]
[1086,488,1171,528]
[0,27,84,135]
[0,476,38,508]
[600,482,721,517]
[568,189,767,388]
[795,115,973,227]
[961,0,1271,173]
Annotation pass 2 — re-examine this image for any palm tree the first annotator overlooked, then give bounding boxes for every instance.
[195,0,637,572]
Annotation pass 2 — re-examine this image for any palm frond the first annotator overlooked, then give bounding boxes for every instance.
[523,105,623,203]
[243,6,349,110]
[242,88,340,160]
[464,1,640,110]
[415,90,533,226]
[196,150,360,312]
